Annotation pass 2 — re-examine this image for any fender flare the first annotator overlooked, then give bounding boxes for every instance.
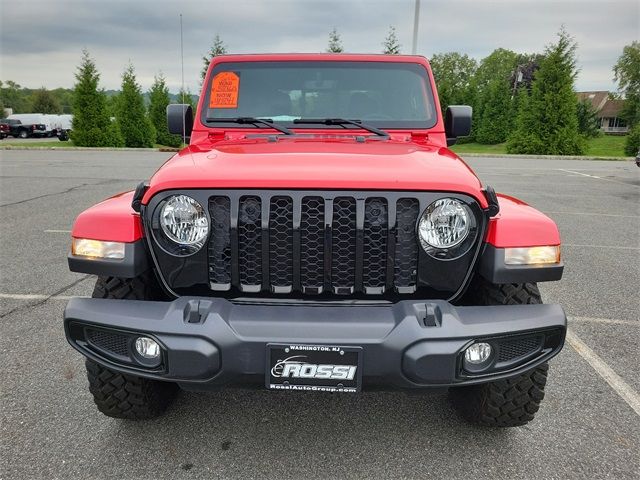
[479,194,563,283]
[69,191,148,278]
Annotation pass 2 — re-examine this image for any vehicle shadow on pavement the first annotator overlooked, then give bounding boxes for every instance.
[107,388,514,476]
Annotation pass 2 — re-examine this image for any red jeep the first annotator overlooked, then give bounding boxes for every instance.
[64,54,565,427]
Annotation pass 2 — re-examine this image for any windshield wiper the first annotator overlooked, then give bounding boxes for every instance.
[293,118,389,138]
[205,117,294,135]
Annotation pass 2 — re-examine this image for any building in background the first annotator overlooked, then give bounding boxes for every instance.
[577,91,629,134]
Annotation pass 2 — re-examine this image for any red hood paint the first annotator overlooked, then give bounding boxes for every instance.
[142,137,487,208]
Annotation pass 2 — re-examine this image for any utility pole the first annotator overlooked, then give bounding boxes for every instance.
[411,0,421,55]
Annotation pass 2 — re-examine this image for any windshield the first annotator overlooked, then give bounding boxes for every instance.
[203,61,437,129]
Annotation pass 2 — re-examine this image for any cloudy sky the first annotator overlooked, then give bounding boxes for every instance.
[1,0,637,93]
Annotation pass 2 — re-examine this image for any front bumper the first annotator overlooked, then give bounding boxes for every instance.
[64,297,566,391]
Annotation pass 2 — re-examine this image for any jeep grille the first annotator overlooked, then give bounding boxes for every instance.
[207,193,420,295]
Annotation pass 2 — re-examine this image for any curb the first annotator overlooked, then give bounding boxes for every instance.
[457,153,633,161]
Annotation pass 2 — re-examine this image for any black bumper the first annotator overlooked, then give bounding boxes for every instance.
[64,297,566,391]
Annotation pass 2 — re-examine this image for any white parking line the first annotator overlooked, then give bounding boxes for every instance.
[566,329,640,416]
[558,168,638,187]
[569,316,638,327]
[563,243,639,250]
[44,229,71,233]
[0,293,82,300]
[545,211,640,219]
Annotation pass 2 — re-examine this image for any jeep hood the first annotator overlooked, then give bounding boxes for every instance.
[143,138,487,208]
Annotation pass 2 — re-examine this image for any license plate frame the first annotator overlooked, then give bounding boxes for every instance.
[266,344,363,393]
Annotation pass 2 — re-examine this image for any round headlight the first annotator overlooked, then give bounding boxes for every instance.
[418,198,470,250]
[159,195,209,254]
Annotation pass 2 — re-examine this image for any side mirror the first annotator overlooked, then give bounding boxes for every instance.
[445,105,472,146]
[167,104,193,138]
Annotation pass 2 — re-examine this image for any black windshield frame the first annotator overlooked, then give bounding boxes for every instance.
[201,61,438,131]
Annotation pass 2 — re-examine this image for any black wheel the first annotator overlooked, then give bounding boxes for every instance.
[85,273,177,419]
[450,276,549,427]
[18,130,28,139]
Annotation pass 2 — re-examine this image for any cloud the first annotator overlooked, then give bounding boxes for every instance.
[1,0,637,92]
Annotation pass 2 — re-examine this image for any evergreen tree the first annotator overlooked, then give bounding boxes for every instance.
[471,49,518,143]
[625,123,640,157]
[31,88,62,114]
[71,50,123,147]
[382,26,401,54]
[115,64,156,148]
[148,73,182,147]
[613,41,640,155]
[475,77,514,144]
[576,99,601,138]
[327,28,343,53]
[201,35,227,83]
[507,28,585,155]
[429,52,477,116]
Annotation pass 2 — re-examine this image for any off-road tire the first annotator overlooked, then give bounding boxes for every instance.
[450,276,548,427]
[86,359,178,419]
[92,272,167,301]
[85,273,177,419]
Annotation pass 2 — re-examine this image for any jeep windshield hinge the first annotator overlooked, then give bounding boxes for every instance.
[483,186,500,217]
[131,182,149,213]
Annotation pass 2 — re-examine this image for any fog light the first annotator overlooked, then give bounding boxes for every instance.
[135,337,160,359]
[464,342,492,365]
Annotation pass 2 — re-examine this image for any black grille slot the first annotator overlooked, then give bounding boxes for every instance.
[208,196,231,289]
[206,193,429,296]
[394,198,420,291]
[300,197,325,291]
[87,329,130,357]
[332,197,357,292]
[363,198,388,290]
[238,196,263,290]
[269,196,293,290]
[497,336,543,362]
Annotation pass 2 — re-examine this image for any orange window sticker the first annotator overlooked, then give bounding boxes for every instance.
[209,71,239,109]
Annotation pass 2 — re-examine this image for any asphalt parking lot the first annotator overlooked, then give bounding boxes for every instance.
[1,150,638,479]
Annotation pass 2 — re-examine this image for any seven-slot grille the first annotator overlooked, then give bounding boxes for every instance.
[207,194,421,295]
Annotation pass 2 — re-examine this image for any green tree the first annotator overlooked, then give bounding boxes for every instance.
[327,28,343,53]
[115,64,155,148]
[576,98,601,138]
[471,48,519,143]
[475,78,514,144]
[507,28,585,155]
[625,123,640,156]
[429,52,477,116]
[613,41,640,155]
[0,80,31,113]
[201,35,227,83]
[30,88,62,114]
[50,88,75,113]
[177,87,197,113]
[382,26,401,54]
[148,73,182,147]
[71,50,123,147]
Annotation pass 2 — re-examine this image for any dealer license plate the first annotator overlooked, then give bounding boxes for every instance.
[266,344,362,393]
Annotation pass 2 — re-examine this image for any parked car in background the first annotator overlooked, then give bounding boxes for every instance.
[0,121,9,139]
[0,118,46,138]
[47,114,73,141]
[7,113,52,137]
